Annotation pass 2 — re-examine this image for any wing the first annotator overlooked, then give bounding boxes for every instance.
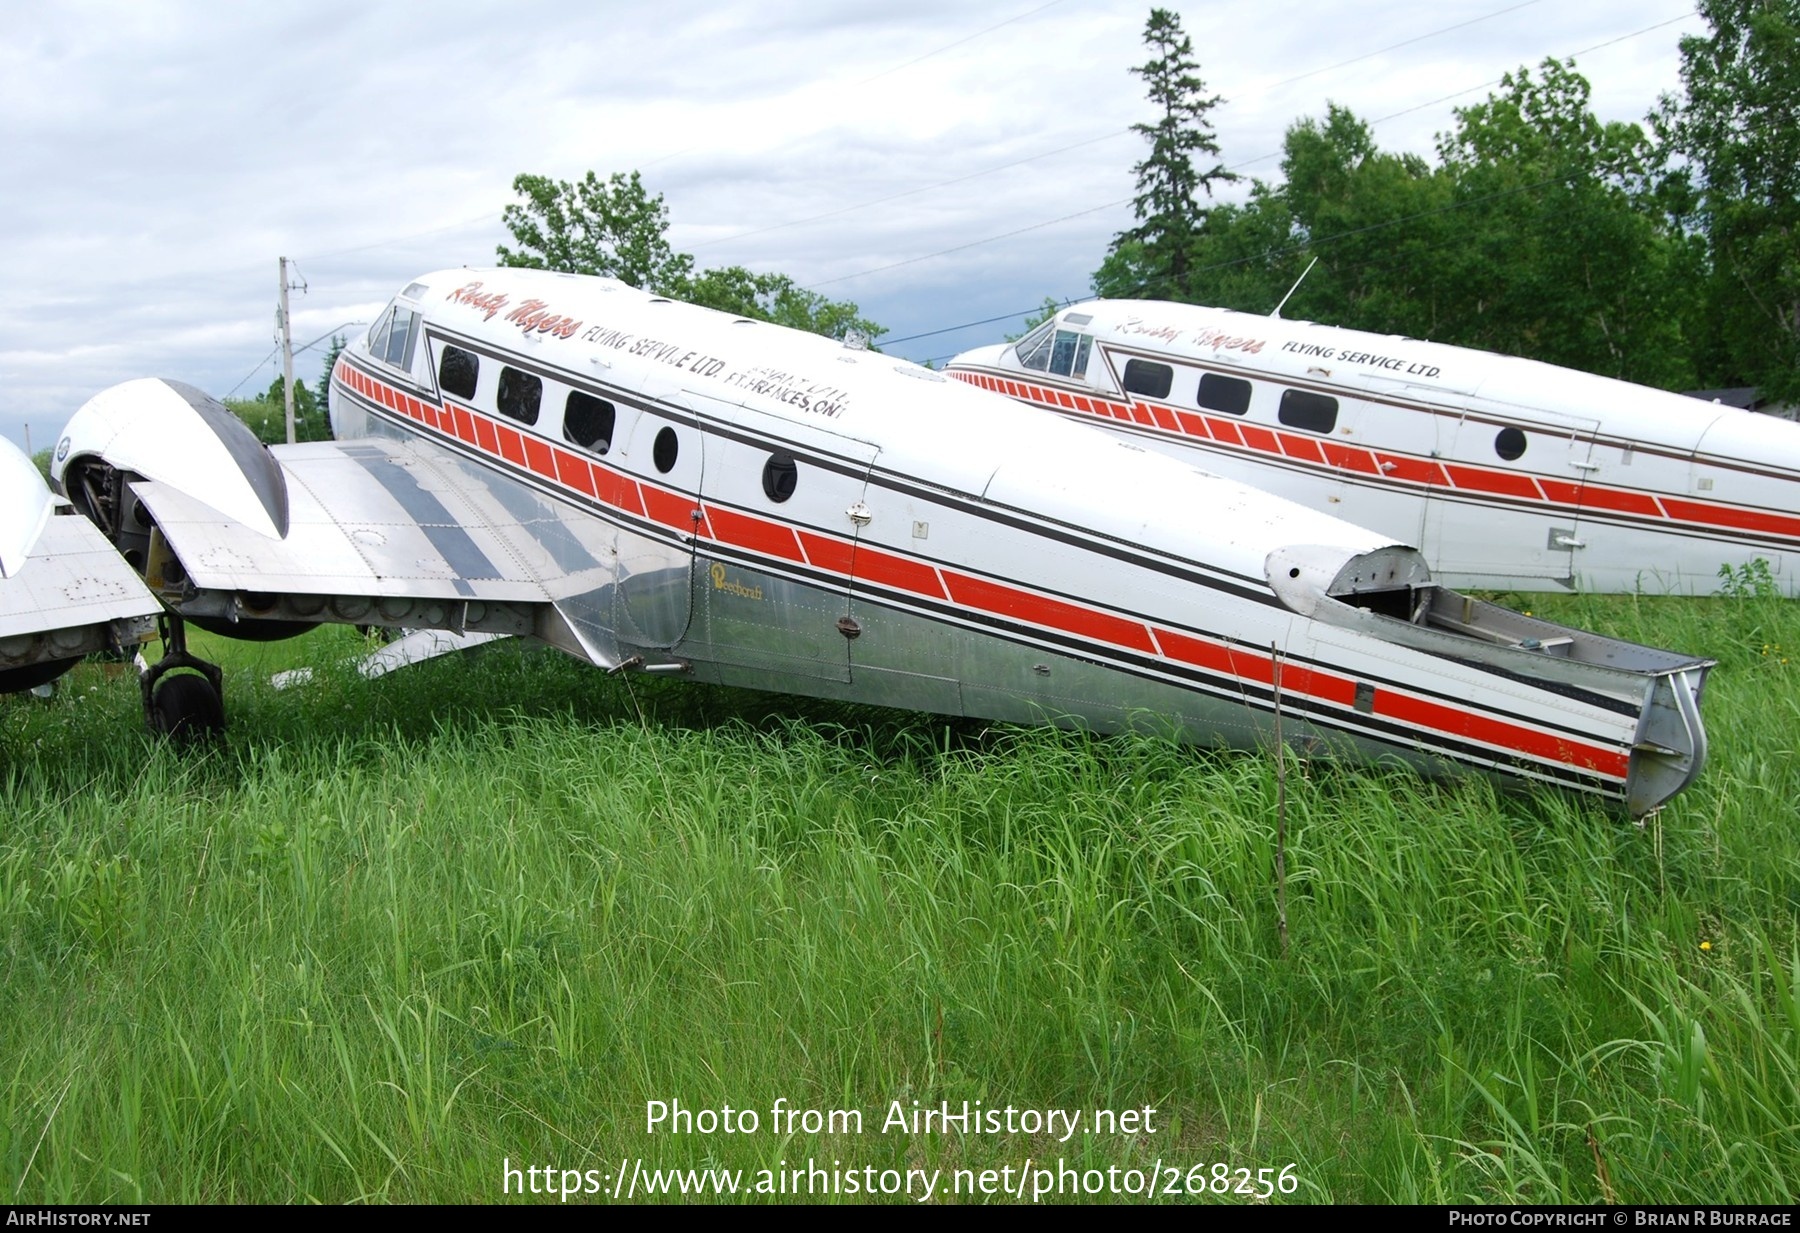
[137,435,625,668]
[1,438,159,692]
[53,380,629,670]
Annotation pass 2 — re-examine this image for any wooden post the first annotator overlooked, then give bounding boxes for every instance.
[279,257,297,444]
[1271,641,1288,959]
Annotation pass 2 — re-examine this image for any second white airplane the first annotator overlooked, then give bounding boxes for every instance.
[947,300,1800,596]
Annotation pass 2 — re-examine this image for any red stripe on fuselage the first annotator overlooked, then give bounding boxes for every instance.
[347,363,1628,783]
[963,367,1800,546]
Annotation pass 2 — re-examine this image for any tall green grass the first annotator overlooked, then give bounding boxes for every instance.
[1,595,1795,1204]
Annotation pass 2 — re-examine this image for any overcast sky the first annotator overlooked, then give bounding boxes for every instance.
[0,0,1710,452]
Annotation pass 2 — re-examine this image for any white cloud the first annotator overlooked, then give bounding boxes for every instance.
[0,0,1709,447]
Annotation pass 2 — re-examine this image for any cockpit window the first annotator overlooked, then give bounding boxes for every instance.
[1016,322,1093,377]
[1011,320,1054,368]
[366,301,419,371]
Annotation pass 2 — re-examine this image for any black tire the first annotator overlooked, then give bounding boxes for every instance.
[151,673,224,741]
[0,658,80,695]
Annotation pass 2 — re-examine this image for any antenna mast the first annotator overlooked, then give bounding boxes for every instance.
[1270,256,1319,320]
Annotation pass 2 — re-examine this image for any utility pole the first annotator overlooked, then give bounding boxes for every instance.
[278,257,297,444]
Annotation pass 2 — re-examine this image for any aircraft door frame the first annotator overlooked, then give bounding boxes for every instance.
[691,394,879,685]
[1423,410,1600,588]
[613,400,704,649]
[1309,386,1432,553]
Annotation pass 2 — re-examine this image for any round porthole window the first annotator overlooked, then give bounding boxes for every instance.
[653,426,679,473]
[762,452,798,503]
[1495,427,1527,461]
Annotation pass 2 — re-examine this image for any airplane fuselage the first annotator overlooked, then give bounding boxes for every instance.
[946,302,1800,596]
[303,269,1706,813]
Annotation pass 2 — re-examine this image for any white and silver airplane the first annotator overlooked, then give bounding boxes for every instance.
[1,436,159,698]
[946,300,1800,595]
[51,269,1712,814]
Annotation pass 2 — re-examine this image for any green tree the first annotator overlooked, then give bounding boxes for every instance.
[1266,106,1450,334]
[1434,59,1696,385]
[499,170,881,342]
[1107,8,1237,298]
[31,448,52,483]
[680,266,881,342]
[1099,67,1699,388]
[1655,0,1800,401]
[1005,296,1065,341]
[313,334,346,412]
[497,171,696,293]
[224,376,329,446]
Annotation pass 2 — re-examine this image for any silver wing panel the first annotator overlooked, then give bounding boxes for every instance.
[130,436,627,667]
[131,439,573,601]
[0,513,160,639]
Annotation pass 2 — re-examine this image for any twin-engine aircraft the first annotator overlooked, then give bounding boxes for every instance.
[1,437,158,697]
[946,300,1800,595]
[50,268,1712,814]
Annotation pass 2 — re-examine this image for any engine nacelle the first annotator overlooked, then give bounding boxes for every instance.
[52,378,290,542]
[52,378,315,643]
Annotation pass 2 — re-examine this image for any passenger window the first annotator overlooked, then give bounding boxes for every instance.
[439,346,479,401]
[762,452,798,503]
[1197,373,1252,416]
[653,426,679,473]
[564,391,615,453]
[1278,389,1338,434]
[497,367,542,426]
[1122,359,1174,400]
[1495,427,1527,460]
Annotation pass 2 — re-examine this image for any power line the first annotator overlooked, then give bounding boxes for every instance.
[881,172,1564,347]
[805,197,1131,291]
[642,0,1070,173]
[692,2,1577,260]
[852,0,1070,87]
[878,11,1700,350]
[224,320,365,398]
[1257,0,1547,92]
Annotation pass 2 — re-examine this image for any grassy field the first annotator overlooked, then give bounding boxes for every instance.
[1,590,1796,1204]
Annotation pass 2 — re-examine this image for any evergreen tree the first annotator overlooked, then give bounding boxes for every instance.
[1109,8,1237,299]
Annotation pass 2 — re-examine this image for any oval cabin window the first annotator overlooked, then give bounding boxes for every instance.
[653,426,679,473]
[762,453,798,503]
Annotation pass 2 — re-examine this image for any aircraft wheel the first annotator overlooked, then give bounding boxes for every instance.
[150,672,224,742]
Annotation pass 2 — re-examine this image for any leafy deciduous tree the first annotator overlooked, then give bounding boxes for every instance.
[1656,0,1800,401]
[1434,59,1695,386]
[498,171,695,293]
[497,171,880,342]
[225,376,329,446]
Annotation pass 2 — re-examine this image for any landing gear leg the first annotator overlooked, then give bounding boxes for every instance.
[140,614,224,740]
